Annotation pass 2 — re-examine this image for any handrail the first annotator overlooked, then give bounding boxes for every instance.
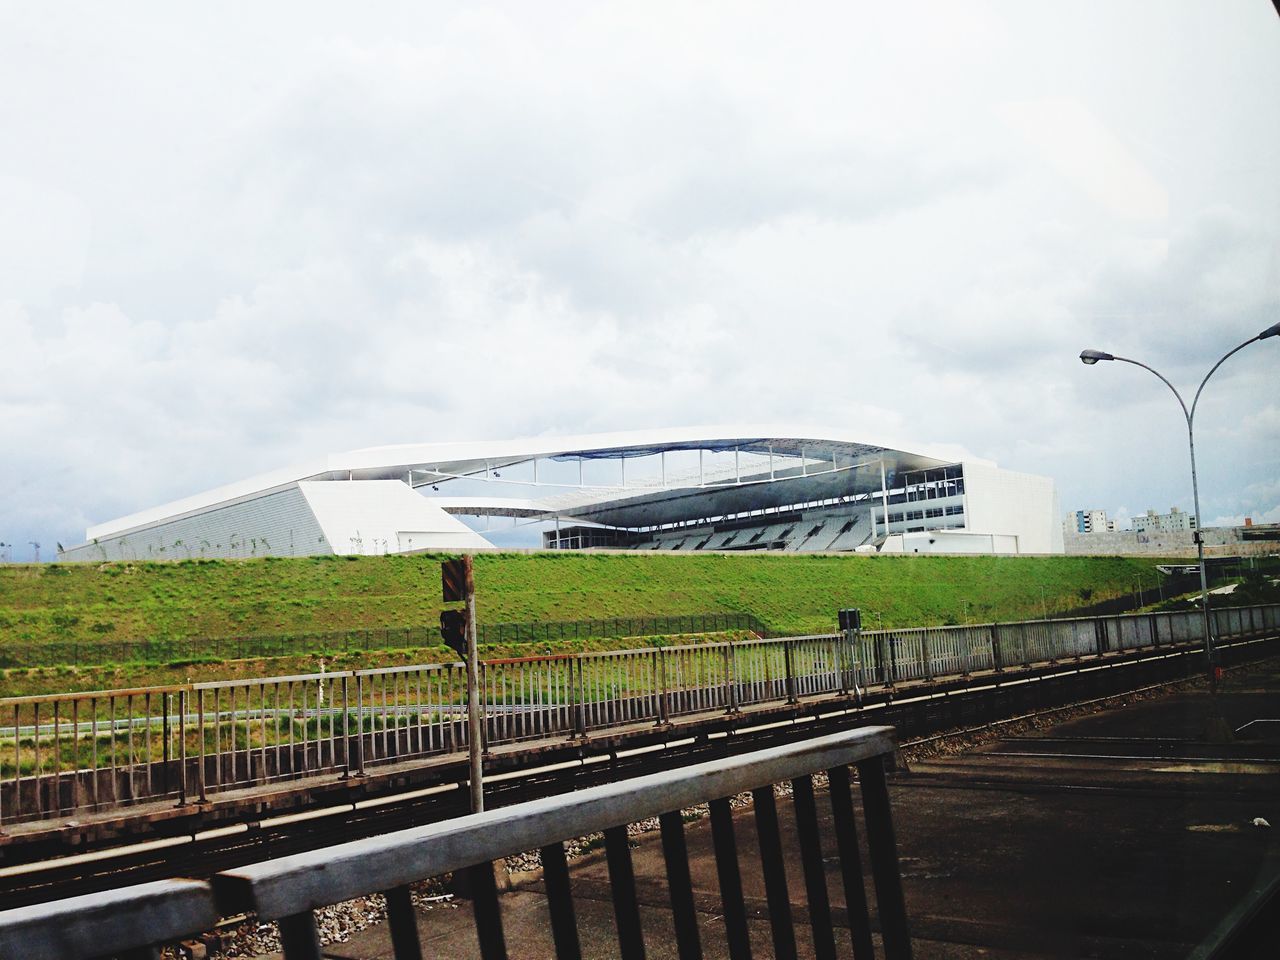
[0,878,218,960]
[215,725,899,919]
[0,726,910,960]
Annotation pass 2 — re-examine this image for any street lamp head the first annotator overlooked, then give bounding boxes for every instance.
[1258,322,1280,340]
[1079,349,1114,365]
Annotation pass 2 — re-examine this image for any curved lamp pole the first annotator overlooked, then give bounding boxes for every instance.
[1079,322,1280,693]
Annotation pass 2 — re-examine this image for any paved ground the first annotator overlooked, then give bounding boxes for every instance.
[287,661,1280,959]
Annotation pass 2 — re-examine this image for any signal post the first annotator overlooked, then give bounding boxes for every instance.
[441,556,484,813]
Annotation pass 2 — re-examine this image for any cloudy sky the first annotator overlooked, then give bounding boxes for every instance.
[2,1,1278,560]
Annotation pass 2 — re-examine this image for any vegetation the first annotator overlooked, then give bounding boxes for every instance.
[0,552,1176,669]
[1153,564,1280,613]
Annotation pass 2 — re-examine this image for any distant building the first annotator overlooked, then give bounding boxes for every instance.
[1131,507,1196,533]
[1065,509,1117,536]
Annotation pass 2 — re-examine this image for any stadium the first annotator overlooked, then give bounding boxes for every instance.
[59,426,1063,561]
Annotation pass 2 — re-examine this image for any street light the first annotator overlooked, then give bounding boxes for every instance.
[1080,321,1280,693]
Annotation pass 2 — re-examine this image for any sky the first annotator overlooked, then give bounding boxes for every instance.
[1,1,1278,561]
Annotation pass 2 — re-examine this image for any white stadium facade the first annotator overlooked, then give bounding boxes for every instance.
[59,427,1064,561]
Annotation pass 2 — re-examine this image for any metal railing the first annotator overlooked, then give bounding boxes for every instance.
[2,603,1277,826]
[0,726,912,960]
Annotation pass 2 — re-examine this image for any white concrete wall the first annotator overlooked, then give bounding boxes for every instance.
[882,530,1019,554]
[60,484,332,561]
[961,462,1063,554]
[1064,526,1277,557]
[298,481,492,555]
[60,480,493,561]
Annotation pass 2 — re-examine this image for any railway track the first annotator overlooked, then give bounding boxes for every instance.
[0,717,807,907]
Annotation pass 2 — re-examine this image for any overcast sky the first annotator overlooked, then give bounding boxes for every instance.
[2,1,1278,560]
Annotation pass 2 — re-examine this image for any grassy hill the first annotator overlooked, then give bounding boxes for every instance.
[1,551,1169,661]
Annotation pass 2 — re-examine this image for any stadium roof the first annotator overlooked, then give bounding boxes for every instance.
[87,425,978,540]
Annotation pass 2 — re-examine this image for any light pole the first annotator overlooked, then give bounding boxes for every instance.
[1080,321,1280,693]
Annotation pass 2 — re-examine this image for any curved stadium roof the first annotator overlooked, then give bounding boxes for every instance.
[85,425,978,543]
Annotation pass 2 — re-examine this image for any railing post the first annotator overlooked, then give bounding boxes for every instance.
[654,650,668,727]
[161,698,170,796]
[340,675,351,779]
[784,640,798,704]
[355,674,366,777]
[920,630,933,680]
[196,688,207,802]
[574,656,588,739]
[989,624,1002,672]
[727,643,740,714]
[1017,622,1030,666]
[176,690,187,806]
[838,633,850,694]
[857,756,913,960]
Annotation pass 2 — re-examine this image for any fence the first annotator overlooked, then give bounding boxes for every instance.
[0,726,912,960]
[0,612,766,669]
[2,603,1277,826]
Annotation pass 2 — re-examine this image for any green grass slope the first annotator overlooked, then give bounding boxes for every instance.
[0,552,1167,660]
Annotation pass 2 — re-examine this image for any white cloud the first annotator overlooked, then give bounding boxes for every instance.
[0,1,1278,560]
[1000,98,1169,221]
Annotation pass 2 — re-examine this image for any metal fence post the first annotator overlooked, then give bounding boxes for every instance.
[921,630,933,681]
[574,656,588,739]
[654,650,667,727]
[177,690,187,807]
[340,675,351,779]
[989,624,1002,672]
[197,688,207,802]
[355,674,366,777]
[784,640,798,704]
[727,643,740,714]
[162,699,170,796]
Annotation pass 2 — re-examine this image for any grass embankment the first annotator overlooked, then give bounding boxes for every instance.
[1,552,1165,669]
